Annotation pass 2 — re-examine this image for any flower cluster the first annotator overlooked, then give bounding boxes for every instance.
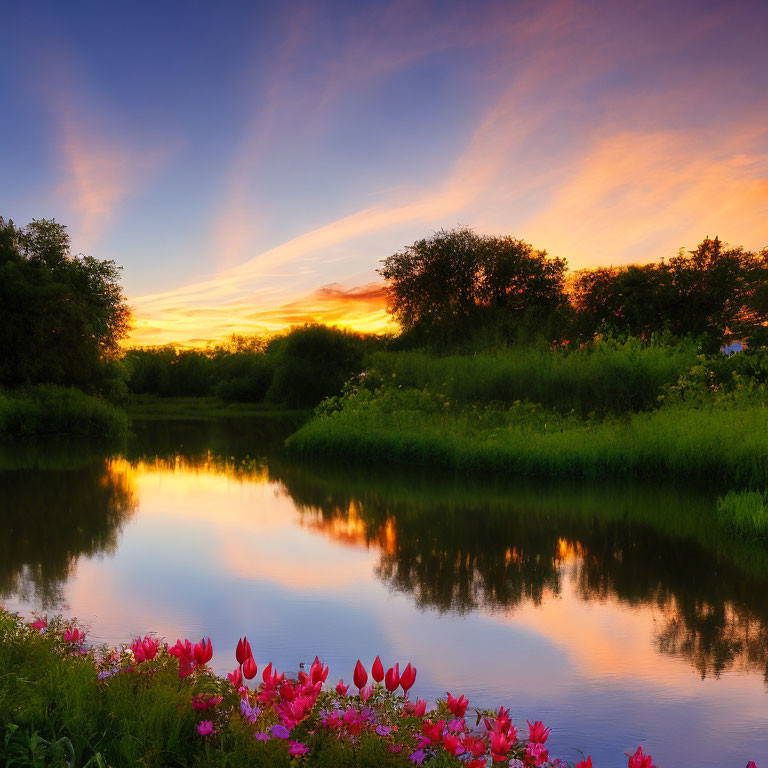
[21,615,759,768]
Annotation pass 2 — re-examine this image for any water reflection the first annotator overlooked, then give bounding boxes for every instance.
[270,461,768,685]
[1,419,767,765]
[0,458,136,607]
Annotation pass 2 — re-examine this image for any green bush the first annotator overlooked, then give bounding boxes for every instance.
[0,385,127,440]
[267,325,364,409]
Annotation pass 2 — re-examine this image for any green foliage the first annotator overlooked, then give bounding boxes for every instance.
[0,217,131,392]
[571,237,768,349]
[365,337,699,415]
[289,382,768,487]
[379,228,567,347]
[0,385,127,440]
[267,324,364,408]
[124,325,374,409]
[717,490,768,541]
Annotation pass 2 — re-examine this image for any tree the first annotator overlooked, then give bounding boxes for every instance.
[571,237,768,348]
[378,228,567,345]
[0,217,131,389]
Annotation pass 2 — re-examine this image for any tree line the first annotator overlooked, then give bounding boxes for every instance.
[2,216,767,408]
[380,227,768,350]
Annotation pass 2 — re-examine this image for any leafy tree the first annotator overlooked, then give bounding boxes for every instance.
[378,228,567,345]
[0,217,131,389]
[572,237,768,348]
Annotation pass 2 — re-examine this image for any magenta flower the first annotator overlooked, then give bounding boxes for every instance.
[254,731,270,741]
[270,724,290,739]
[376,725,393,736]
[409,749,426,765]
[197,721,213,737]
[289,741,309,756]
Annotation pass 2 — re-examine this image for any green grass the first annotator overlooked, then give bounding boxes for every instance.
[717,490,768,541]
[367,337,699,414]
[288,385,768,487]
[0,385,127,440]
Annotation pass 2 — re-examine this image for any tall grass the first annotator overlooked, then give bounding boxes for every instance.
[288,386,768,487]
[717,490,768,541]
[367,338,700,414]
[0,385,127,440]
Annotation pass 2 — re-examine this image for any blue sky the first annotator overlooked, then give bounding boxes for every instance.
[1,0,767,344]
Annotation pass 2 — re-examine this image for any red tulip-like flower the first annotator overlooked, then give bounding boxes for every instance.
[353,659,368,690]
[627,746,656,768]
[746,763,757,768]
[242,655,258,680]
[442,732,464,756]
[446,692,469,717]
[527,720,551,744]
[131,635,159,663]
[490,730,513,762]
[399,662,416,694]
[466,760,487,768]
[413,699,427,717]
[576,758,593,768]
[236,636,252,666]
[227,667,242,687]
[335,679,349,695]
[193,638,213,666]
[385,663,400,692]
[310,655,329,685]
[371,655,384,683]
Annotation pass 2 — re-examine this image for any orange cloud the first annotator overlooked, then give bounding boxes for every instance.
[522,126,768,267]
[127,281,391,346]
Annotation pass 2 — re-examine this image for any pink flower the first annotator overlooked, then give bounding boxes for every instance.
[400,663,416,695]
[236,636,252,666]
[627,746,656,768]
[360,683,374,703]
[197,721,213,737]
[243,656,257,680]
[310,655,329,685]
[62,627,86,644]
[576,759,593,768]
[167,639,195,678]
[527,720,551,744]
[228,667,242,687]
[372,655,385,683]
[289,740,309,756]
[130,636,159,663]
[526,741,550,766]
[385,663,400,692]
[353,660,367,690]
[30,616,47,632]
[446,692,469,717]
[335,679,349,695]
[193,637,213,665]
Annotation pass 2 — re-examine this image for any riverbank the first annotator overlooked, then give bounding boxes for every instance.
[2,608,733,768]
[126,395,310,422]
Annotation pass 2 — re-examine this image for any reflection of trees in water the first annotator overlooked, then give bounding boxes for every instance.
[271,461,768,683]
[0,460,137,608]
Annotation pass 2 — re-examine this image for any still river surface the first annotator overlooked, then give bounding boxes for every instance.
[2,416,767,766]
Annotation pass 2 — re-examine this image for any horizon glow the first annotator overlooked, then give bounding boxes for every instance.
[1,0,767,345]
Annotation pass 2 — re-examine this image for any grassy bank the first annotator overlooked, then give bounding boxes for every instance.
[287,384,768,487]
[0,385,127,440]
[0,609,700,768]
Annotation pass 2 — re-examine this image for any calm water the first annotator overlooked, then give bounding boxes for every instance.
[2,417,768,766]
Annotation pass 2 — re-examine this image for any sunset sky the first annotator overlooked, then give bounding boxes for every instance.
[2,0,767,345]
